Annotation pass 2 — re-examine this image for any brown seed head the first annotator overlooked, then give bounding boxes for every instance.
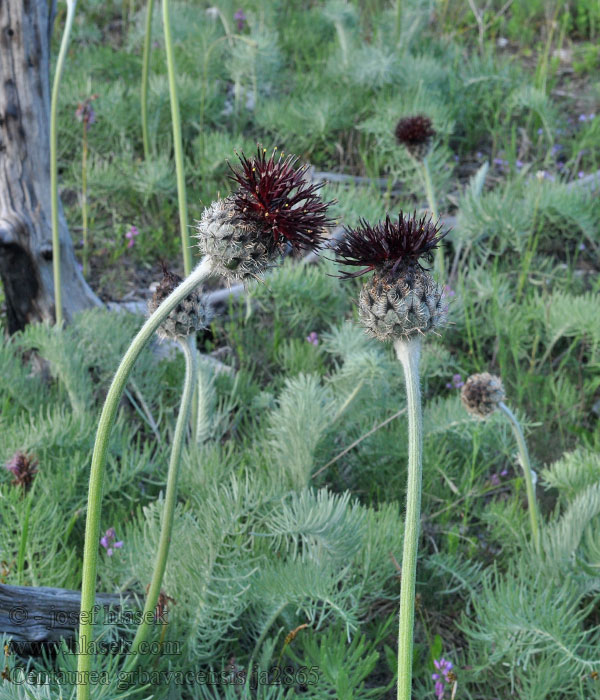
[461,373,505,418]
[147,263,212,340]
[4,452,38,490]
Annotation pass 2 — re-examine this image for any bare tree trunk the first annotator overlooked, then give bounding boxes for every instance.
[0,0,101,334]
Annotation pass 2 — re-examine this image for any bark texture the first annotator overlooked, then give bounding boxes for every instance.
[0,0,100,334]
[0,582,133,647]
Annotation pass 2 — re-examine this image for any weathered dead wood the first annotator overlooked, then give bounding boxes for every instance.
[0,583,134,646]
[0,0,101,334]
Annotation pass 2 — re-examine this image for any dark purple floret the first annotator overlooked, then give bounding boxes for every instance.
[395,115,435,148]
[332,211,446,278]
[228,147,334,252]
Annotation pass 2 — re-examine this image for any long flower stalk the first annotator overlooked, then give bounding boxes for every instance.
[394,337,423,700]
[122,334,197,672]
[50,0,78,326]
[81,120,89,277]
[162,0,191,276]
[76,258,213,700]
[498,401,540,553]
[141,0,155,160]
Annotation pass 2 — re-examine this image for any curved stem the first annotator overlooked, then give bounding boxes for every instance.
[141,0,155,160]
[76,258,213,700]
[394,337,423,700]
[122,335,197,673]
[163,0,192,276]
[498,401,540,553]
[50,0,78,327]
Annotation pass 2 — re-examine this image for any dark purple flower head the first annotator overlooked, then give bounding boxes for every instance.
[228,147,334,253]
[4,452,38,490]
[332,211,447,279]
[395,115,435,149]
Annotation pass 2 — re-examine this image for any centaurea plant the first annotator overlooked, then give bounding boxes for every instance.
[333,211,448,700]
[76,148,333,698]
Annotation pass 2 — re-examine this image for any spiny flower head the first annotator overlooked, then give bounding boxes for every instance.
[332,211,446,279]
[395,114,435,153]
[4,452,38,490]
[228,146,334,253]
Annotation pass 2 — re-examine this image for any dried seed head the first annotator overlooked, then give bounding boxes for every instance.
[195,147,334,281]
[358,266,446,342]
[461,373,505,418]
[4,452,38,490]
[148,263,212,340]
[395,115,436,160]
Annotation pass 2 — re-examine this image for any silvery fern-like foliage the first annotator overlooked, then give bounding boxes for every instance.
[462,559,600,687]
[542,448,600,501]
[113,479,261,664]
[227,26,283,101]
[255,88,355,155]
[248,558,360,641]
[16,322,93,416]
[255,489,366,565]
[508,85,558,135]
[425,552,484,601]
[542,291,600,361]
[455,178,597,262]
[284,624,382,700]
[266,374,335,490]
[540,482,600,585]
[321,184,388,230]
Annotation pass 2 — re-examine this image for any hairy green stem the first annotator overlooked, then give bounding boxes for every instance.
[498,401,540,553]
[50,0,78,326]
[163,0,192,276]
[122,335,197,673]
[141,0,155,160]
[76,258,213,700]
[394,337,423,700]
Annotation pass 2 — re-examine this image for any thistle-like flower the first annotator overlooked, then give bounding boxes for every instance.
[147,263,212,340]
[395,115,436,160]
[195,147,334,281]
[460,373,505,418]
[333,212,447,342]
[4,452,38,490]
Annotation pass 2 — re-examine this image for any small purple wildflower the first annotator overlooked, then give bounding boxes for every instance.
[126,225,140,248]
[306,331,319,346]
[446,374,464,390]
[516,159,523,169]
[579,242,586,251]
[476,151,483,159]
[589,113,596,120]
[432,658,454,699]
[234,9,247,31]
[578,171,585,179]
[453,154,459,162]
[537,128,544,135]
[100,527,123,556]
[443,284,456,298]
